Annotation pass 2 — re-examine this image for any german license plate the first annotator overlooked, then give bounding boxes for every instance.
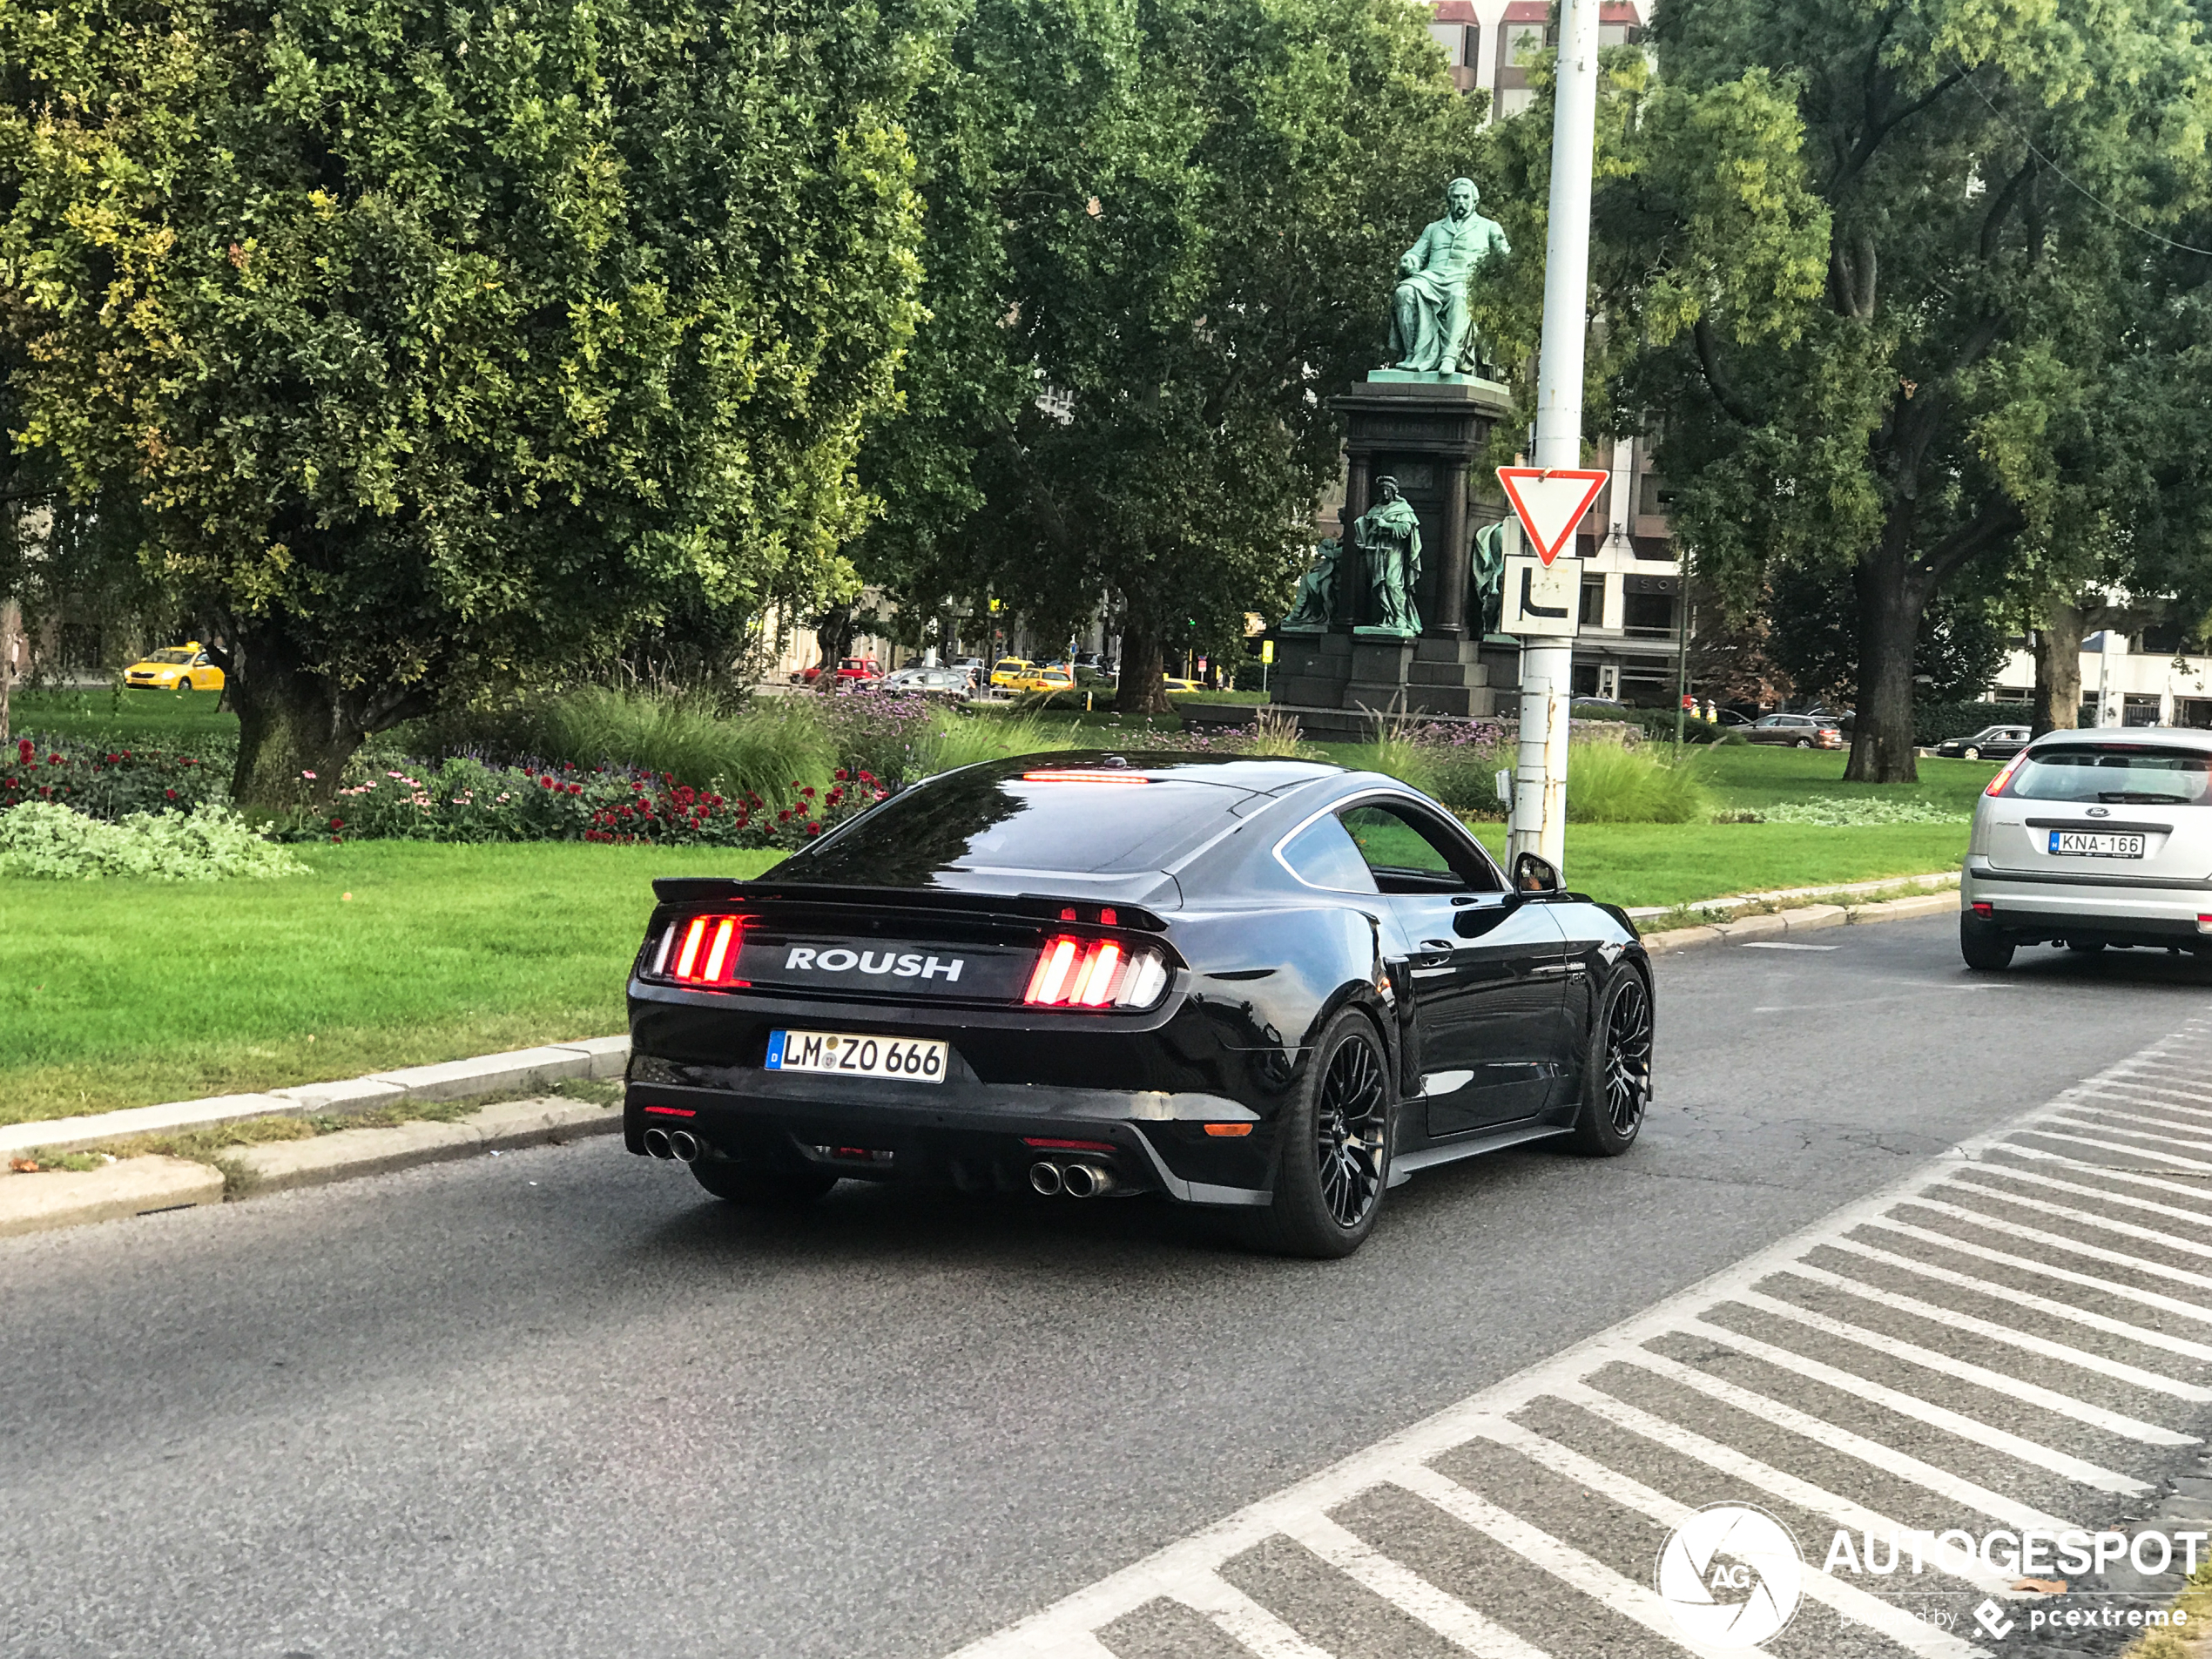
[765,1029,948,1082]
[2049,830,2146,859]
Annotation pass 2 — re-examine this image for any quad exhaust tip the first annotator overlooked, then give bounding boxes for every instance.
[643,1128,674,1160]
[1028,1160,1063,1197]
[668,1130,701,1163]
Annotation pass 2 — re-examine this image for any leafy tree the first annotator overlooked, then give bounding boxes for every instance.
[1,0,932,803]
[1767,556,2008,705]
[1592,0,2212,781]
[854,0,1486,712]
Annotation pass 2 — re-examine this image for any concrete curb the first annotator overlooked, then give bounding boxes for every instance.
[1642,889,1958,954]
[0,1156,225,1238]
[0,1097,622,1236]
[0,1035,631,1159]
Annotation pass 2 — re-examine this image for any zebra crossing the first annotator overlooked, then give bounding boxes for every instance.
[950,1016,2212,1659]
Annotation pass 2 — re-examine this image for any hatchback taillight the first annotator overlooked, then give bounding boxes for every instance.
[1023,934,1170,1008]
[1986,752,2027,797]
[653,913,750,987]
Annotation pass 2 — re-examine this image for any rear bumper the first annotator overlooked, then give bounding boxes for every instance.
[1963,858,2211,943]
[624,1068,1275,1205]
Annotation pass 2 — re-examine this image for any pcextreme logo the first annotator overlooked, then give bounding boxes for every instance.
[1654,1503,1804,1649]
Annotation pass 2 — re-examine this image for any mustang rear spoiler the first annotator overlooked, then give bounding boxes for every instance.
[648,877,1174,934]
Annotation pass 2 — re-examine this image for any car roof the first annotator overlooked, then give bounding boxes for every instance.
[2025,726,2212,752]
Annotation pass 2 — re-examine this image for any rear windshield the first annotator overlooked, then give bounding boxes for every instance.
[782,767,1245,885]
[2009,745,2212,806]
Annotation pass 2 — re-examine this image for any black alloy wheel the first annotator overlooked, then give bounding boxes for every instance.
[1243,1008,1392,1258]
[1570,967,1652,1156]
[1314,1028,1388,1229]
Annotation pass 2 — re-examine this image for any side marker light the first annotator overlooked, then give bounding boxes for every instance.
[1203,1123,1253,1137]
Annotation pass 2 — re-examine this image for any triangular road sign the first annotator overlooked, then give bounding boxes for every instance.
[1497,466,1608,566]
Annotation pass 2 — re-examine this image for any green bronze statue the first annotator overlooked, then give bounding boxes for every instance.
[1352,477,1422,637]
[1389,178,1510,379]
[1471,519,1509,637]
[1281,537,1343,631]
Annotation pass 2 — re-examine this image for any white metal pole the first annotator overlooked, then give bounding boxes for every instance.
[1510,0,1601,873]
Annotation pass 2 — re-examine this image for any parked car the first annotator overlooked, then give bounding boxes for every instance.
[1013,664,1079,695]
[988,658,1035,690]
[124,643,223,692]
[1744,713,1844,749]
[1960,727,2212,968]
[1935,725,2031,761]
[792,656,883,685]
[881,665,976,698]
[1160,676,1203,694]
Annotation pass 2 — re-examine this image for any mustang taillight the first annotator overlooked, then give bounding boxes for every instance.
[1023,934,1170,1008]
[654,913,750,987]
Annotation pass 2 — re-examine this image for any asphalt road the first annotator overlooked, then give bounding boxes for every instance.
[4,916,2210,1659]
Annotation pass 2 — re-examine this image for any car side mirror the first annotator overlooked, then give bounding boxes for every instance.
[1512,852,1561,894]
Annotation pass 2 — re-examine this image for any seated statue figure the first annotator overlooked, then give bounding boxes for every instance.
[1390,178,1510,377]
[1281,538,1343,631]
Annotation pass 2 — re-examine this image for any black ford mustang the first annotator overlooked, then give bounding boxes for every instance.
[624,753,1654,1257]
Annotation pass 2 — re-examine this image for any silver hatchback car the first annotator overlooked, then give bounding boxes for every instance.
[1961,726,2212,969]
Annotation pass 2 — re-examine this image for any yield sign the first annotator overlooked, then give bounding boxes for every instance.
[1497,466,1608,566]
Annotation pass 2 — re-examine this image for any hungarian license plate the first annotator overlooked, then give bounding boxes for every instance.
[765,1029,948,1083]
[2049,830,2146,859]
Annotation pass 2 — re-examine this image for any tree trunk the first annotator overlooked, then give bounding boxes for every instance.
[2031,597,2084,736]
[228,629,373,813]
[1842,546,1926,783]
[1113,605,1171,716]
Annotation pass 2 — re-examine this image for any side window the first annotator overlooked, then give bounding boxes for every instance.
[1278,814,1379,894]
[1337,802,1501,894]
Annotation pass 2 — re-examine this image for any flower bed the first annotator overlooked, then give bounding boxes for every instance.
[0,736,230,819]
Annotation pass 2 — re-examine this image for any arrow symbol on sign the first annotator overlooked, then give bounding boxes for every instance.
[1498,465,1609,565]
[1520,566,1568,618]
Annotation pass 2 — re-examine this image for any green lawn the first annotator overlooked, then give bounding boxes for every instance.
[1691,742,1998,813]
[0,840,780,1125]
[1463,821,1968,909]
[7,685,239,745]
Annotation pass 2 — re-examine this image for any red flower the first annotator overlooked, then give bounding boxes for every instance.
[777,808,792,822]
[330,834,342,844]
[834,768,849,782]
[37,785,51,797]
[165,788,178,800]
[105,752,119,764]
[48,754,62,765]
[567,782,582,795]
[540,775,556,788]
[799,786,817,799]
[826,787,844,805]
[858,770,876,784]
[15,738,30,763]
[564,762,576,772]
[329,817,344,830]
[805,821,822,836]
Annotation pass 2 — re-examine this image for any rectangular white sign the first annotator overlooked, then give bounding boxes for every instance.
[1503,554,1581,637]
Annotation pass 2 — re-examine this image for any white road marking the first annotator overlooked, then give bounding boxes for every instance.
[1738,942,1838,951]
[947,1020,2212,1659]
[1278,1512,1550,1658]
[1549,1380,2018,1595]
[1729,1287,2197,1441]
[1933,1182,2212,1264]
[1820,1235,2212,1365]
[1675,1315,2155,1491]
[1612,1347,2074,1530]
[1958,1160,2212,1233]
[2051,1105,2212,1150]
[1772,1258,2212,1399]
[1470,1416,1993,1657]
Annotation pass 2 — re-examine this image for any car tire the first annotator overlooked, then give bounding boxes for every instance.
[689,1159,838,1206]
[1568,965,1652,1157]
[175,676,192,691]
[1794,737,1812,748]
[1241,1008,1392,1259]
[1962,746,1979,760]
[1960,914,2014,972]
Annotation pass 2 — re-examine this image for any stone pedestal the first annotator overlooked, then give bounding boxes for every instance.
[1270,372,1515,732]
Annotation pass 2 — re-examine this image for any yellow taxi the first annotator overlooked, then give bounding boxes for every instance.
[1014,664,1078,694]
[988,657,1035,689]
[1160,676,1202,693]
[124,643,224,691]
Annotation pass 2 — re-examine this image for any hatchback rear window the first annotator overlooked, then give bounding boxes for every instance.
[782,766,1246,885]
[2008,745,2212,806]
